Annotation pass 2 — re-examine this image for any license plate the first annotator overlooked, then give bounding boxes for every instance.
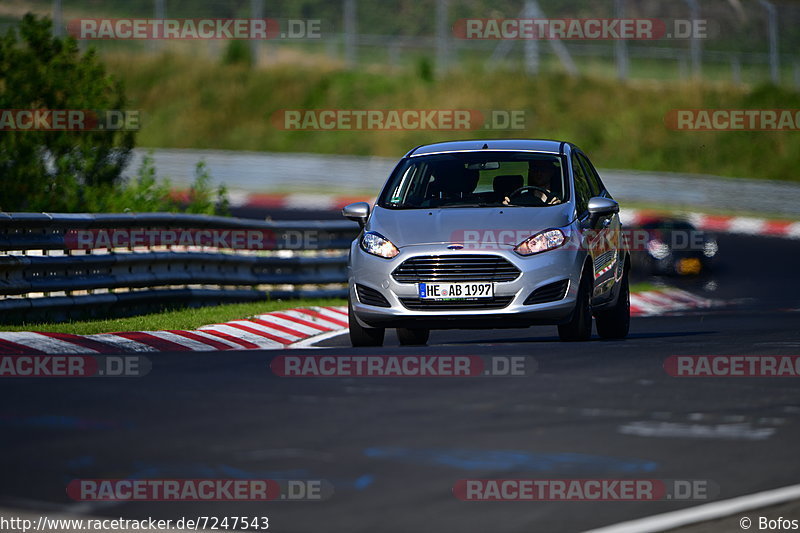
[418,282,494,300]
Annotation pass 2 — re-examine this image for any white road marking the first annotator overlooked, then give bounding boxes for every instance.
[146,330,219,351]
[197,324,284,348]
[85,334,157,352]
[729,217,768,235]
[313,306,350,323]
[0,332,98,354]
[285,194,336,210]
[787,222,800,239]
[174,329,245,349]
[628,295,663,316]
[583,483,800,533]
[248,315,320,336]
[275,309,342,330]
[290,328,349,348]
[619,421,776,440]
[228,320,301,341]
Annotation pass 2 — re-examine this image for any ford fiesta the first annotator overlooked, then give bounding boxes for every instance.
[342,140,630,346]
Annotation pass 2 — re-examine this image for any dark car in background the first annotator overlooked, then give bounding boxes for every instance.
[631,217,718,276]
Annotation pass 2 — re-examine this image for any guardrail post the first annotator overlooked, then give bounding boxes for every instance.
[523,0,539,75]
[52,0,63,37]
[759,0,780,84]
[152,0,165,52]
[343,0,357,67]
[250,0,264,66]
[436,0,450,75]
[685,0,702,79]
[731,54,742,84]
[614,0,628,80]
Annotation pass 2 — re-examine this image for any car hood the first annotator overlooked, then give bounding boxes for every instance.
[367,205,575,248]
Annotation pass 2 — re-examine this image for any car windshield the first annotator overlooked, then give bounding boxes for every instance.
[378,152,568,209]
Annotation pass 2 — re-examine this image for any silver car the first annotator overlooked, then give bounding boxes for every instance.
[342,139,630,346]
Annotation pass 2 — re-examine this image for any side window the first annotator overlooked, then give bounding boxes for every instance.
[571,152,591,215]
[577,152,604,197]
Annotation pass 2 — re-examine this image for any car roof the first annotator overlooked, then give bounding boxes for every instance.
[405,139,568,157]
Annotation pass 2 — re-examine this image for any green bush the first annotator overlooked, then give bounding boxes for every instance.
[81,154,229,215]
[109,53,800,182]
[0,15,229,215]
[0,14,133,212]
[222,40,253,68]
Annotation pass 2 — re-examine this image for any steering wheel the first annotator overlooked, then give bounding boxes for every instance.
[507,186,560,205]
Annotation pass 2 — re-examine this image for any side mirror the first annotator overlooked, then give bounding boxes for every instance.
[342,202,370,228]
[587,197,619,226]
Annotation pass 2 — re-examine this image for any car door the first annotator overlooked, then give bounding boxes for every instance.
[571,150,613,299]
[576,151,622,299]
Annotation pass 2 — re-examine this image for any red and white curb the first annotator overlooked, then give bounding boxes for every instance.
[224,192,800,240]
[221,190,800,240]
[621,209,800,239]
[228,192,374,212]
[630,287,722,317]
[0,289,725,354]
[0,306,349,355]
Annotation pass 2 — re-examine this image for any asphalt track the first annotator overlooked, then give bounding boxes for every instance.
[1,233,799,533]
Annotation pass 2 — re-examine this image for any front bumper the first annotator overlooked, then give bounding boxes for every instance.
[349,243,585,329]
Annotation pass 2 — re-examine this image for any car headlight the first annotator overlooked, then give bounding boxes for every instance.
[647,239,670,260]
[514,229,566,256]
[360,231,399,258]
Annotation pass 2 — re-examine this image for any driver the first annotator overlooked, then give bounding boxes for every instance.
[527,160,561,205]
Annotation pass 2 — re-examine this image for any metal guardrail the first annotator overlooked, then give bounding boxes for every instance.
[0,213,360,323]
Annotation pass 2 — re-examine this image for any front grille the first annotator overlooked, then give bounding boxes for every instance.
[399,296,514,311]
[524,279,569,305]
[392,255,520,283]
[356,284,391,307]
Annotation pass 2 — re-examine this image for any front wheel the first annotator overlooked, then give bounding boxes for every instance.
[594,268,630,340]
[558,272,593,342]
[348,298,385,347]
[397,328,430,346]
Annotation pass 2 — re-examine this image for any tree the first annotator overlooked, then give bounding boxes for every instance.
[0,14,134,212]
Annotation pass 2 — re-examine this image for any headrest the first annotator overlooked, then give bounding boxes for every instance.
[431,164,480,195]
[528,160,561,188]
[493,174,524,195]
[462,168,480,193]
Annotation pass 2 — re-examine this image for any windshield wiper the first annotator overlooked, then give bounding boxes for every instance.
[438,203,507,208]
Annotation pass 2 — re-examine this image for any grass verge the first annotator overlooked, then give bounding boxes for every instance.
[105,53,800,182]
[2,285,670,335]
[630,282,663,293]
[0,298,347,335]
[622,202,800,222]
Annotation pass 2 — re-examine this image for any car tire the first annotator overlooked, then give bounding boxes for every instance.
[397,328,430,346]
[594,268,630,340]
[348,298,385,347]
[558,271,593,342]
